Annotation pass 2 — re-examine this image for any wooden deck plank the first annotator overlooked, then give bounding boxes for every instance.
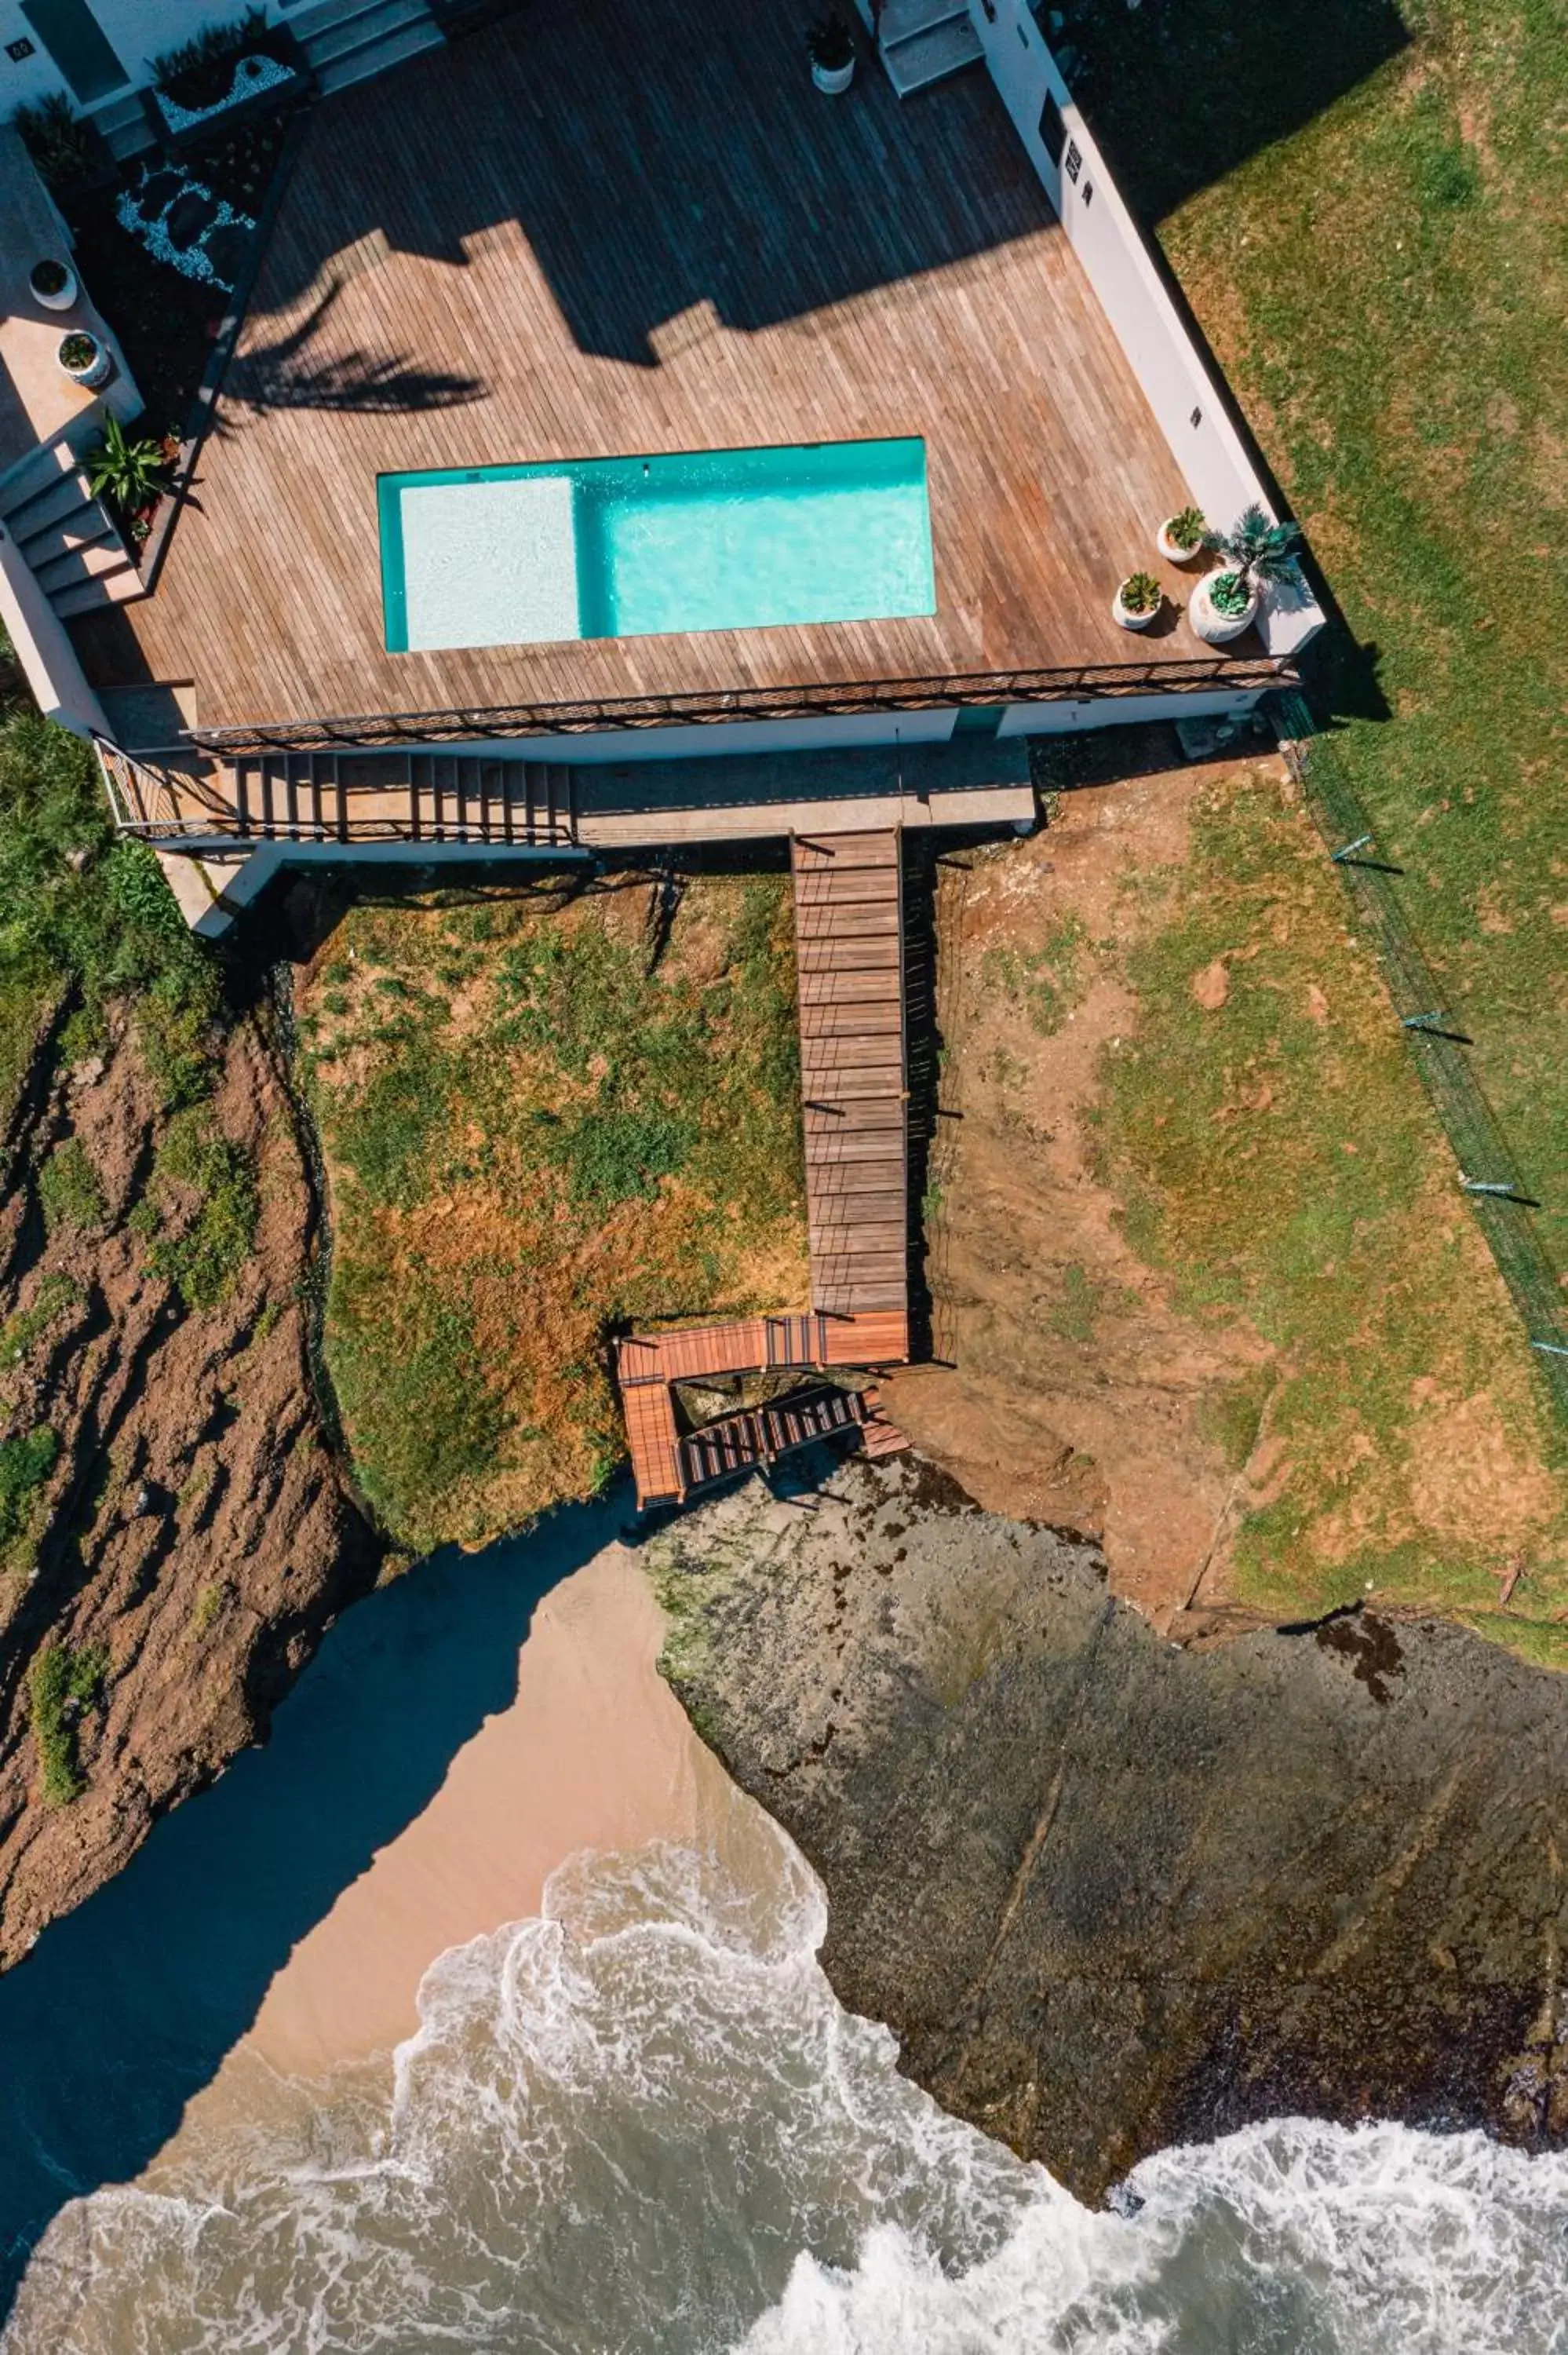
[73,0,1234,734]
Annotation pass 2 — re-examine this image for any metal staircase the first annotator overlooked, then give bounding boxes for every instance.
[103,743,580,849]
[0,440,140,620]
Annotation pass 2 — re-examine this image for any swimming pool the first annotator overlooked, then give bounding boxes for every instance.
[377,439,935,653]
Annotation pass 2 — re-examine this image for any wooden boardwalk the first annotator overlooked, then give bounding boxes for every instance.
[617,827,912,1510]
[792,831,909,1322]
[70,0,1265,736]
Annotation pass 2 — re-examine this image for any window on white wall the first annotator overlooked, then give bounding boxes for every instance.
[1037,90,1066,164]
[20,0,129,101]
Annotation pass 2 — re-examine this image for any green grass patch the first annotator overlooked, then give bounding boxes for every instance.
[147,1111,259,1312]
[981,915,1091,1037]
[1050,1261,1103,1345]
[304,877,806,1550]
[1095,765,1567,1625]
[0,1425,59,1547]
[0,1274,78,1370]
[1066,0,1568,1287]
[38,1135,106,1235]
[27,1639,109,1806]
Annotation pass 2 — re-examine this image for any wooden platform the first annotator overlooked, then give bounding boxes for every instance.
[617,1313,910,1507]
[71,0,1268,737]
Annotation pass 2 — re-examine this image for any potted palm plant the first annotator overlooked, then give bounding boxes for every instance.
[1190,503,1304,643]
[808,13,856,91]
[29,257,78,312]
[1114,571,1162,631]
[84,414,175,549]
[57,330,111,391]
[1157,504,1205,564]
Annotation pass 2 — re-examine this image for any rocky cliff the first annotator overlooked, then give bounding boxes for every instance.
[655,1454,1568,2203]
[0,998,381,1966]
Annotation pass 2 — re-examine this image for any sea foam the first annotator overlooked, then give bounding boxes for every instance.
[8,1820,1567,2355]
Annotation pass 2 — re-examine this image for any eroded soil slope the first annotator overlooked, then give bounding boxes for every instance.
[0,1007,378,1966]
[888,743,1566,1652]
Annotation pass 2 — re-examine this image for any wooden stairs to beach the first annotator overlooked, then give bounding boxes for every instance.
[792,829,910,1323]
[617,827,913,1510]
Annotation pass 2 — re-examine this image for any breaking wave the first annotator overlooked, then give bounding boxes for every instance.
[9,1823,1567,2354]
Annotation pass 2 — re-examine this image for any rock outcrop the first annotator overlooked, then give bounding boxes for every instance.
[0,1001,381,1966]
[655,1454,1568,2203]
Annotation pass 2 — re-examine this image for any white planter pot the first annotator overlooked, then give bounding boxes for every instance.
[58,333,111,391]
[1113,582,1159,631]
[811,56,855,91]
[31,261,78,312]
[1189,571,1260,644]
[1157,518,1203,564]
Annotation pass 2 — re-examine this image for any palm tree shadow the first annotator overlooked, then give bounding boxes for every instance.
[0,1489,629,2327]
[217,283,483,424]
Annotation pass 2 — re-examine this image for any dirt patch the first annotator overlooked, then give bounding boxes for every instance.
[887,759,1274,1625]
[887,740,1568,1647]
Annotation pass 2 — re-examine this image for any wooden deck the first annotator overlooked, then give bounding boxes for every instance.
[73,0,1264,736]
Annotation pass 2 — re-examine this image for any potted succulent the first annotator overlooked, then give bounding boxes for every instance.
[1158,503,1205,564]
[808,13,856,92]
[29,257,78,312]
[1189,502,1304,644]
[57,330,111,392]
[1113,570,1162,631]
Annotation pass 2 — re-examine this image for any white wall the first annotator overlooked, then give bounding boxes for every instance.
[1001,686,1261,736]
[396,708,961,764]
[0,519,108,736]
[969,0,1323,659]
[0,2,292,115]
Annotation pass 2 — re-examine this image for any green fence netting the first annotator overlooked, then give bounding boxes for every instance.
[1269,688,1568,1421]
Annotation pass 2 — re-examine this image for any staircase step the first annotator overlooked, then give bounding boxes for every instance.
[88,87,156,159]
[306,0,443,89]
[34,533,135,594]
[17,505,118,569]
[878,0,969,45]
[7,469,100,546]
[881,9,983,93]
[0,438,82,527]
[52,566,145,618]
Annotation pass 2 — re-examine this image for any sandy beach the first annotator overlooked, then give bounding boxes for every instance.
[242,1539,733,2079]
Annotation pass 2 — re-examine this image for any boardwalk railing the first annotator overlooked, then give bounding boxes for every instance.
[182,654,1293,757]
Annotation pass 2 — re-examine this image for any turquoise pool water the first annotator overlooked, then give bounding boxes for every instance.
[378,439,935,653]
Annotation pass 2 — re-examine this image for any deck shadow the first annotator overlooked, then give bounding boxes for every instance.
[0,1489,627,2327]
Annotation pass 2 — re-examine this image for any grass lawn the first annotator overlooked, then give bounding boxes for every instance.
[297,873,806,1554]
[1066,0,1568,1284]
[1089,757,1568,1660]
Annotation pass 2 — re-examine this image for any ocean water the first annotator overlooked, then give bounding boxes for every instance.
[8,1819,1567,2355]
